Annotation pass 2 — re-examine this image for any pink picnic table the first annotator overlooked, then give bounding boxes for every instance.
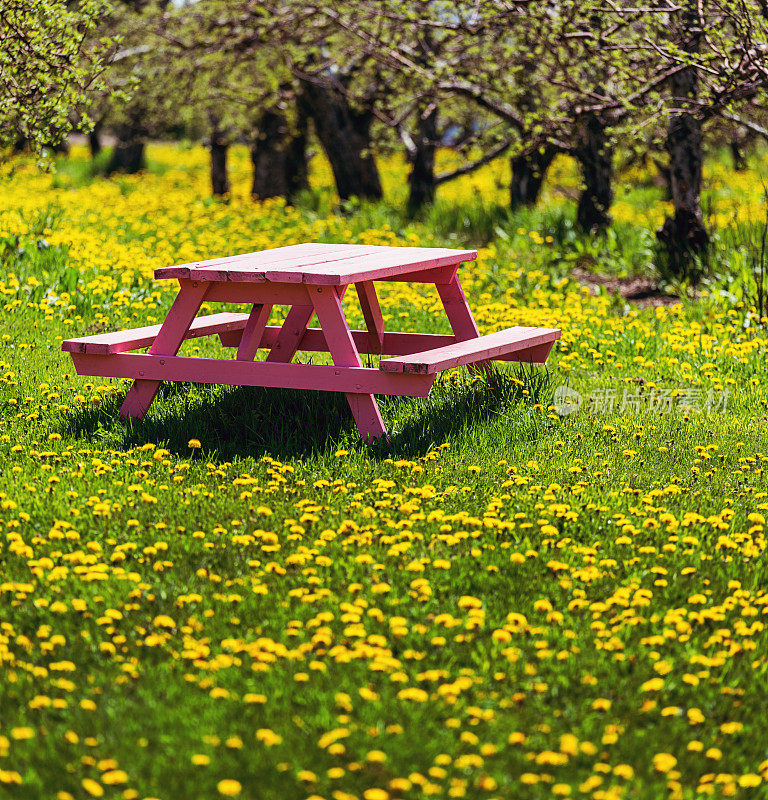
[62,243,561,441]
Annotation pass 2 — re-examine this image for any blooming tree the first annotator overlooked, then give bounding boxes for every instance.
[0,0,111,148]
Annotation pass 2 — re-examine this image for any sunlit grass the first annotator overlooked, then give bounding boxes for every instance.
[0,143,767,799]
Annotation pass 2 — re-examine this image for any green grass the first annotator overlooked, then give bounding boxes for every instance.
[0,143,768,800]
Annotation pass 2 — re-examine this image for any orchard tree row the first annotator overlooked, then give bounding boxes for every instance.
[4,1,768,272]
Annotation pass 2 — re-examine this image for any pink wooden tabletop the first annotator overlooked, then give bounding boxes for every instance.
[155,242,477,285]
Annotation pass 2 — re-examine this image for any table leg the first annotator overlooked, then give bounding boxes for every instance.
[436,275,490,376]
[264,285,349,363]
[436,275,480,341]
[265,304,315,363]
[355,281,385,354]
[236,303,273,361]
[120,280,209,421]
[311,285,387,442]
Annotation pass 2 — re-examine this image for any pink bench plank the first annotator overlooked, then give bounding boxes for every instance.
[61,312,251,355]
[70,353,435,398]
[218,327,457,356]
[379,327,561,374]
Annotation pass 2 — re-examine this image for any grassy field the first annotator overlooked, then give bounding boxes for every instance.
[1,143,768,800]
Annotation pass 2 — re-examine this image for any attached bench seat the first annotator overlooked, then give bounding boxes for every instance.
[62,312,250,355]
[379,327,560,374]
[62,316,560,383]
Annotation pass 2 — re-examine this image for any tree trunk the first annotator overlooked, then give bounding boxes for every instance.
[251,107,309,201]
[88,122,103,158]
[300,77,383,201]
[657,1,709,265]
[406,106,439,215]
[106,108,147,175]
[210,127,230,196]
[284,99,309,197]
[730,139,747,171]
[509,145,555,209]
[575,113,614,233]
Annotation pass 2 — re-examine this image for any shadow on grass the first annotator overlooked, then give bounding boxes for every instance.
[60,365,553,462]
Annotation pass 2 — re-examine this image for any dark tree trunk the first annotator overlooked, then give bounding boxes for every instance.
[657,1,709,265]
[284,100,310,197]
[730,139,747,171]
[106,108,147,175]
[107,138,145,174]
[88,122,103,158]
[251,110,289,199]
[300,77,383,201]
[509,145,556,209]
[406,106,439,215]
[210,127,230,196]
[657,113,708,256]
[652,158,672,198]
[575,113,614,233]
[251,107,309,201]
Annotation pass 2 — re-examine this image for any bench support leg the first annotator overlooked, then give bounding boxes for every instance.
[265,285,349,363]
[355,281,385,354]
[265,304,315,363]
[120,280,210,421]
[311,285,387,442]
[436,276,491,375]
[437,276,480,341]
[501,341,555,364]
[236,303,273,361]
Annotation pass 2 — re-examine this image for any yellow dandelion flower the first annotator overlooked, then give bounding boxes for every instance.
[652,753,677,773]
[81,778,104,797]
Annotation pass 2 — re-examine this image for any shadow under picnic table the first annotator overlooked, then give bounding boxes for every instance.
[60,365,552,461]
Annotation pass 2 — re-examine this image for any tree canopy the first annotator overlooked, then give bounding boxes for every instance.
[0,0,111,148]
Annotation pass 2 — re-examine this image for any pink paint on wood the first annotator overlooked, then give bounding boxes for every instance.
[119,280,210,421]
[236,304,273,361]
[436,276,481,342]
[379,327,561,374]
[267,247,477,285]
[155,242,372,281]
[265,305,317,363]
[204,281,310,306]
[62,311,250,355]
[355,281,385,353]
[263,284,351,363]
[498,340,556,364]
[157,245,386,282]
[219,327,457,357]
[383,265,458,284]
[71,353,434,397]
[311,284,388,441]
